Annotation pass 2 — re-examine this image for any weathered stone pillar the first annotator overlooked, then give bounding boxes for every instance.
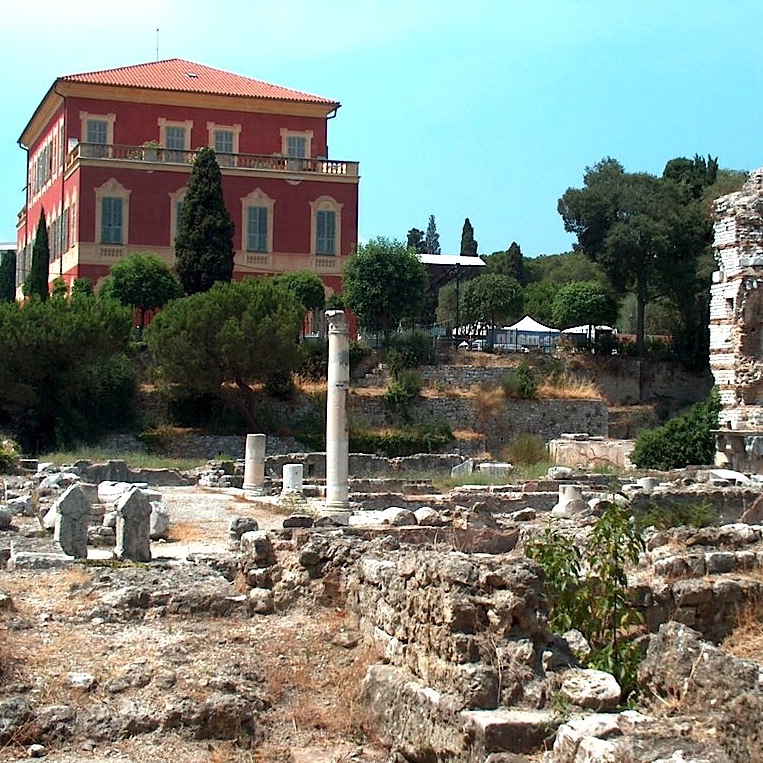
[243,433,267,497]
[282,463,304,495]
[325,310,350,511]
[53,484,90,558]
[115,487,152,562]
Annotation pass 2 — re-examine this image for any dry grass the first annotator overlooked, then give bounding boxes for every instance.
[538,376,601,399]
[168,520,208,543]
[722,599,763,660]
[473,384,505,424]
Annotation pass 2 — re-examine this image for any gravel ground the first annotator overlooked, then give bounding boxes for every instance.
[0,483,387,762]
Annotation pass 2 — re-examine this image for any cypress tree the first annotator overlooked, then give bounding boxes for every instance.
[460,218,478,256]
[425,215,441,255]
[25,208,50,301]
[174,147,234,295]
[0,249,16,303]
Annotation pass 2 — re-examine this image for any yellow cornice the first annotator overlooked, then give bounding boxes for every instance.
[19,83,64,148]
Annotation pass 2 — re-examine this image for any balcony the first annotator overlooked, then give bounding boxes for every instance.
[66,143,359,177]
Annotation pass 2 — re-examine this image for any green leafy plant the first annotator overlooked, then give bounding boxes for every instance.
[384,330,436,375]
[635,499,718,531]
[382,369,423,417]
[0,438,20,473]
[500,361,538,399]
[350,421,453,457]
[501,433,548,465]
[630,389,720,470]
[525,502,646,700]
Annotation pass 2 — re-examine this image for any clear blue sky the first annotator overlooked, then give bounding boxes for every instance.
[3,0,762,256]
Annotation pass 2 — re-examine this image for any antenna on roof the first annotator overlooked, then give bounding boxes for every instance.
[156,28,159,61]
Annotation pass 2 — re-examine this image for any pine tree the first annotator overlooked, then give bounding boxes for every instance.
[0,249,16,303]
[406,228,426,253]
[460,218,478,256]
[425,215,441,255]
[174,147,234,295]
[25,208,50,301]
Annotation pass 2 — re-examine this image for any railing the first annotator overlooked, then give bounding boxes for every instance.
[68,143,359,177]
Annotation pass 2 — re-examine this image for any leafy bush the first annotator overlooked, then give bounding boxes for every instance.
[500,361,538,399]
[501,434,548,465]
[635,499,718,531]
[349,340,373,375]
[383,369,422,417]
[0,438,19,473]
[630,390,720,470]
[299,341,328,380]
[350,421,453,457]
[525,502,646,700]
[298,339,373,382]
[384,330,436,376]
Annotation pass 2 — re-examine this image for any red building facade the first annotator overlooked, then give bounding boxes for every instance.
[16,59,359,297]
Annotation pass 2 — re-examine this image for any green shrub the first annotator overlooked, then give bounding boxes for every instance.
[526,502,646,701]
[350,421,453,457]
[384,330,436,376]
[500,361,538,399]
[299,341,328,380]
[502,434,548,465]
[635,499,718,531]
[383,369,422,416]
[349,340,373,376]
[0,438,20,473]
[630,390,720,470]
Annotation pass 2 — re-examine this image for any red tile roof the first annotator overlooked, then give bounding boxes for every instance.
[61,58,338,106]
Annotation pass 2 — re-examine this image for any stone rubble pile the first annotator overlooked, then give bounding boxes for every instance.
[3,458,763,760]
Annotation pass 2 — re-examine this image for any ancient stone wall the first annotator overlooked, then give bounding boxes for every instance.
[348,396,608,451]
[710,168,763,430]
[345,547,553,711]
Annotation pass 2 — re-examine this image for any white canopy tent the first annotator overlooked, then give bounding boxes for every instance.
[496,316,560,350]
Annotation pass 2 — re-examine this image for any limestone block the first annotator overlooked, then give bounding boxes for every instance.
[149,501,170,541]
[381,506,417,526]
[559,668,621,710]
[52,484,91,558]
[114,487,152,562]
[240,530,273,563]
[552,714,621,763]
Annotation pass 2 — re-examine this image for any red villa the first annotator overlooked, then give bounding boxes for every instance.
[16,58,359,298]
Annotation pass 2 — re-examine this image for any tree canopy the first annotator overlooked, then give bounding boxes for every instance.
[146,278,304,427]
[485,242,527,286]
[342,237,428,337]
[273,270,325,313]
[174,147,235,295]
[0,295,134,451]
[460,218,478,256]
[100,252,182,330]
[558,158,711,356]
[0,250,16,303]
[461,273,523,335]
[25,208,50,301]
[551,281,619,330]
[406,228,426,253]
[425,215,441,255]
[523,281,558,327]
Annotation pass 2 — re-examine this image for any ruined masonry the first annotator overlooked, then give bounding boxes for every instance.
[710,167,763,471]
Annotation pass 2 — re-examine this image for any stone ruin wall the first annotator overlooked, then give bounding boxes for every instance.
[710,167,763,430]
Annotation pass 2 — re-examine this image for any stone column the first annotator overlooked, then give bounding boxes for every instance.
[115,487,152,562]
[325,310,350,511]
[282,463,304,495]
[243,433,267,498]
